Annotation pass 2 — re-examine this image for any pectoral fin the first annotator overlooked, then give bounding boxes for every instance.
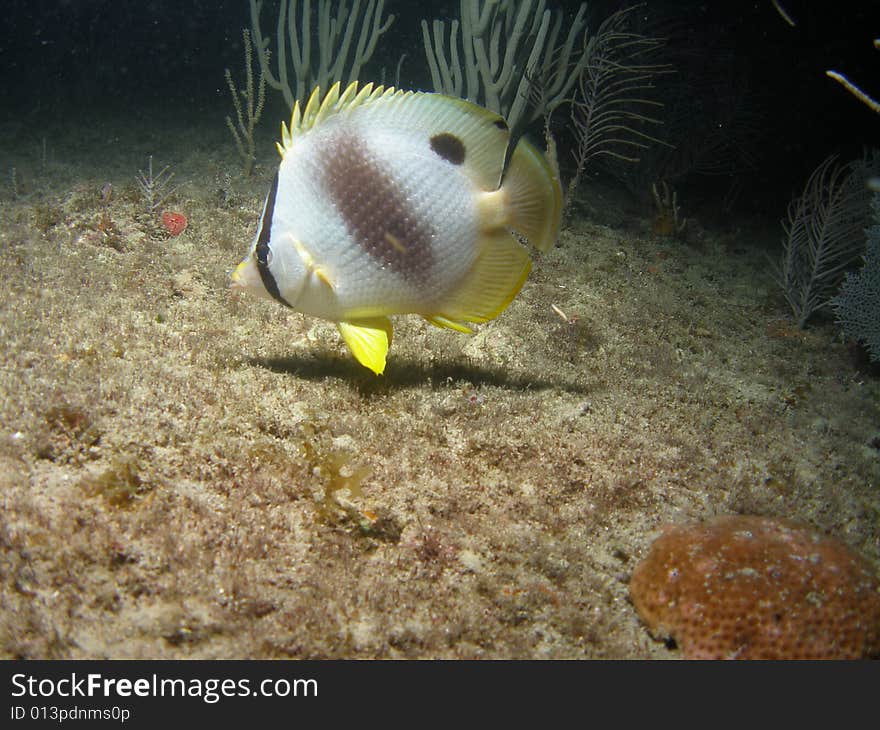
[337,318,393,375]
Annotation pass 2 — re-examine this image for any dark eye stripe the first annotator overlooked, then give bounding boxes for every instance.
[255,171,292,307]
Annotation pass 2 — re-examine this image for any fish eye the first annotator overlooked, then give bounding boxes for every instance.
[256,245,272,267]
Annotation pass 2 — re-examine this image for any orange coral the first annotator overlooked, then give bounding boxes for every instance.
[629,515,880,659]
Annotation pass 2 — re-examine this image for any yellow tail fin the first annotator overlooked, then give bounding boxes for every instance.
[503,137,562,253]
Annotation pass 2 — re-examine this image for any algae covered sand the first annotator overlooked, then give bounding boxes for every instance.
[1,107,879,660]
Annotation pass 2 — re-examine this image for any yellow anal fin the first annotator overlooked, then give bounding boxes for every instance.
[503,136,562,253]
[337,317,393,375]
[429,231,532,328]
[425,316,474,334]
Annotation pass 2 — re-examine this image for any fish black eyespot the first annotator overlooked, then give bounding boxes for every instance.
[430,133,466,165]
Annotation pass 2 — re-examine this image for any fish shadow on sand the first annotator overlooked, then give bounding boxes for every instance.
[249,353,594,397]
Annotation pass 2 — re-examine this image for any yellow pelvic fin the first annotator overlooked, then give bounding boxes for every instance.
[337,317,393,375]
[426,231,532,331]
[503,137,563,253]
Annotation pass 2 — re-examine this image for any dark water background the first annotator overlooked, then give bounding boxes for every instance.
[1,1,878,222]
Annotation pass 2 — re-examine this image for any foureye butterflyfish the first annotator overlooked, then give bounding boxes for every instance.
[232,81,562,374]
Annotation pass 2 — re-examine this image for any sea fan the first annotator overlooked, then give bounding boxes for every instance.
[833,192,880,363]
[775,152,876,328]
[566,5,669,207]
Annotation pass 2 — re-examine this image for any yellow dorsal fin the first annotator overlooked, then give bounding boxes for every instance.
[276,84,513,191]
[278,81,399,157]
[337,317,393,375]
[301,83,331,131]
[425,316,474,334]
[353,91,511,191]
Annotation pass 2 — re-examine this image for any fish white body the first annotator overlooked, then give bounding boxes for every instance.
[269,108,479,319]
[233,82,562,374]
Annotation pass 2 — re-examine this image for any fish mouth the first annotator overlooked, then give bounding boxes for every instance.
[229,258,256,291]
[230,260,251,290]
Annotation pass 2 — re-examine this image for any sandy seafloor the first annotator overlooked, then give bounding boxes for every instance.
[1,103,878,660]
